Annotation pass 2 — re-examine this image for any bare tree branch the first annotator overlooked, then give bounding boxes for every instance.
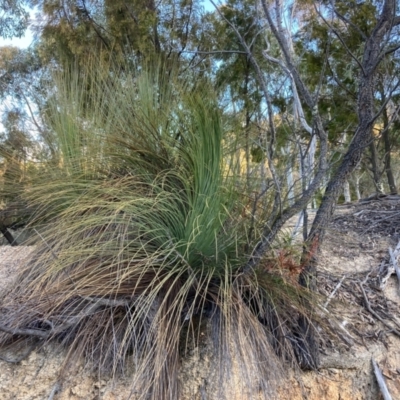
[209,0,283,207]
[177,49,248,55]
[314,3,366,76]
[330,0,367,40]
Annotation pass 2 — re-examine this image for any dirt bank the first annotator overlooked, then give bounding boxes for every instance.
[1,197,400,399]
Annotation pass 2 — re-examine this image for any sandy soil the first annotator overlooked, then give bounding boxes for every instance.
[0,198,400,399]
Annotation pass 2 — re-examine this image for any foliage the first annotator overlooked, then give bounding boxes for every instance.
[0,0,29,39]
[28,0,204,65]
[0,0,399,396]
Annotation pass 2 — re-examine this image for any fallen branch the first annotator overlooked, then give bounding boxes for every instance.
[361,212,400,235]
[325,317,356,346]
[0,297,131,340]
[376,241,400,291]
[372,358,393,400]
[48,381,61,400]
[50,298,128,334]
[323,275,346,309]
[0,324,50,339]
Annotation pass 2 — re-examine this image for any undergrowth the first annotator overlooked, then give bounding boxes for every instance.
[0,60,323,399]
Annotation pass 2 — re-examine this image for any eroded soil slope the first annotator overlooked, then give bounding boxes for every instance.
[0,196,400,399]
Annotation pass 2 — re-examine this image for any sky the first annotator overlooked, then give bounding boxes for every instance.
[0,32,33,49]
[0,4,36,49]
[0,31,34,136]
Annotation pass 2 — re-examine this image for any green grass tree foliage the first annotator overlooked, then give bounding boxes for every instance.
[0,61,320,399]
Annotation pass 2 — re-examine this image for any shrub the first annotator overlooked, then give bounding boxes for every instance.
[0,60,318,399]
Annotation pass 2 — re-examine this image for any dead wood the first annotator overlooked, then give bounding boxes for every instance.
[0,225,18,246]
[359,282,400,337]
[48,381,61,400]
[0,297,131,341]
[323,274,346,309]
[388,244,400,296]
[0,324,50,339]
[372,358,393,400]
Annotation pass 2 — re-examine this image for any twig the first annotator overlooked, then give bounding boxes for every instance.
[0,297,130,340]
[323,275,346,308]
[325,317,356,346]
[0,323,50,339]
[358,282,400,337]
[48,381,61,400]
[378,259,394,291]
[372,358,392,400]
[361,270,373,285]
[80,296,130,307]
[353,210,366,217]
[33,229,58,260]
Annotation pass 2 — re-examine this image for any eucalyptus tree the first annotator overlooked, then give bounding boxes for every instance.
[210,0,400,261]
[27,0,205,64]
[200,0,268,190]
[295,0,400,196]
[264,0,400,367]
[206,0,400,368]
[0,45,46,248]
[0,0,29,39]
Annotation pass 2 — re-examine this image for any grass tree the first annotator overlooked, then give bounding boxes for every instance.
[0,60,321,399]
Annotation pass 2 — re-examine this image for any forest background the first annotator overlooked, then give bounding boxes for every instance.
[0,1,399,399]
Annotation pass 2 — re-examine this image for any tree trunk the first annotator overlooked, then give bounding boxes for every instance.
[382,104,398,194]
[354,173,362,200]
[343,180,351,203]
[369,137,384,194]
[298,0,400,369]
[306,0,398,250]
[284,143,295,206]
